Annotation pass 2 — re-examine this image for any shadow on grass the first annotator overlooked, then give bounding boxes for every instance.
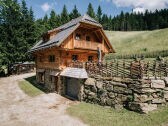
[24,76,49,93]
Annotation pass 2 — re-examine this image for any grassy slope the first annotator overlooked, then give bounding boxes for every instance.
[67,102,168,126]
[19,76,44,97]
[105,28,168,55]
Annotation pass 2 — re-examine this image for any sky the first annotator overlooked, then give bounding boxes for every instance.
[20,0,168,19]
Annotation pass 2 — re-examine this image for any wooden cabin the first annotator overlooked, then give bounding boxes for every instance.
[30,14,115,99]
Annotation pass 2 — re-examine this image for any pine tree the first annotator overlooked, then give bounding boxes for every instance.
[0,0,23,65]
[56,15,62,27]
[96,5,102,23]
[0,0,38,69]
[27,7,37,49]
[69,5,81,20]
[61,5,70,24]
[49,10,57,29]
[101,14,109,30]
[43,14,50,31]
[120,11,125,31]
[87,3,95,19]
[20,0,30,61]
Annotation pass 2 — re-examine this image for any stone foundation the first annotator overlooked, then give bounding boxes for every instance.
[82,76,168,113]
[36,68,168,113]
[60,77,85,101]
[36,69,61,93]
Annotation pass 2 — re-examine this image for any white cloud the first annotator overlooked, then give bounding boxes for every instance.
[41,3,51,12]
[133,7,145,13]
[112,0,168,12]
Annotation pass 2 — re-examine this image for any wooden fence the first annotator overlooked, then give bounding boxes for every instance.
[9,63,35,75]
[67,60,168,79]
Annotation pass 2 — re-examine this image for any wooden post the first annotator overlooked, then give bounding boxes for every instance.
[111,62,113,78]
[106,62,108,77]
[130,62,133,78]
[154,61,157,79]
[147,61,150,79]
[116,60,119,77]
[123,60,125,78]
[165,60,168,77]
[139,61,142,79]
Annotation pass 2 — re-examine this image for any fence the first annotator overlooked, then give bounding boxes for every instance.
[9,63,35,75]
[106,50,168,60]
[67,59,168,79]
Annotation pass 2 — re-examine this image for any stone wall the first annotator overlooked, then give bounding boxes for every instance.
[60,77,85,101]
[36,69,61,93]
[83,76,168,113]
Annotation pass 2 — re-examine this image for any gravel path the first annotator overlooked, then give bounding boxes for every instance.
[0,73,87,126]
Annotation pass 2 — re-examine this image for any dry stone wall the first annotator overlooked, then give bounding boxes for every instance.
[43,69,61,93]
[83,75,168,113]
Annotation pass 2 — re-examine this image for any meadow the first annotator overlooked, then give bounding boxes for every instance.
[105,28,168,59]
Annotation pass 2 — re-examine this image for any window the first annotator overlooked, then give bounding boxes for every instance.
[48,55,55,62]
[88,56,93,62]
[72,55,78,61]
[86,36,90,41]
[75,33,81,40]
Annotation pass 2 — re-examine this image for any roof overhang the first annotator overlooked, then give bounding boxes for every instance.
[60,67,88,79]
[99,29,115,53]
[37,69,45,73]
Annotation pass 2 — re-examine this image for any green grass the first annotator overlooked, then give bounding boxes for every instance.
[105,28,168,55]
[67,102,168,126]
[19,76,44,97]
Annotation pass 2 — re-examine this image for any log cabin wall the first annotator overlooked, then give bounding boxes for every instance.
[74,27,100,42]
[60,50,98,68]
[35,48,61,70]
[61,34,74,49]
[72,27,111,53]
[35,48,99,70]
[35,27,110,70]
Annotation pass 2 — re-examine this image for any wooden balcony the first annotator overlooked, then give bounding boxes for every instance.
[74,40,102,50]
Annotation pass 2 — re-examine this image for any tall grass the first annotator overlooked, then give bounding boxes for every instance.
[106,50,168,60]
[105,28,168,56]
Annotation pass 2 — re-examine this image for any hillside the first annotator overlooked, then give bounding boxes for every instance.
[105,28,168,56]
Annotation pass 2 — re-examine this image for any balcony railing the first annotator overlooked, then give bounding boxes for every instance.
[74,40,102,50]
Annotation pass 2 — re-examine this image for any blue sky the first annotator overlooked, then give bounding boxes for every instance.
[19,0,168,19]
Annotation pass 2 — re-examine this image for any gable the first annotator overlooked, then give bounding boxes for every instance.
[29,14,115,53]
[60,25,115,53]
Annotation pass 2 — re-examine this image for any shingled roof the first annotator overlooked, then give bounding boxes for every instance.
[30,14,102,52]
[60,67,88,79]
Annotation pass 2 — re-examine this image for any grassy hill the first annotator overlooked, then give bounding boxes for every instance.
[105,28,168,57]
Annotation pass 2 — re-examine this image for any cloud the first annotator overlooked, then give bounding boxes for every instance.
[133,7,145,13]
[41,3,51,12]
[112,0,168,12]
[99,0,111,2]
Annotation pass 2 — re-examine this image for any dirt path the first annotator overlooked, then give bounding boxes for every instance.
[0,73,87,126]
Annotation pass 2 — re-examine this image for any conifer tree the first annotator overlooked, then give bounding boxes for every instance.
[49,10,57,29]
[0,0,23,64]
[43,14,50,31]
[61,5,70,24]
[87,3,95,19]
[69,5,81,20]
[96,5,102,23]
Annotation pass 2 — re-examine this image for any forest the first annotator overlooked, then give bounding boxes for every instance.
[0,0,168,68]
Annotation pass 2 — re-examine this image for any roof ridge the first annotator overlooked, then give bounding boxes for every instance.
[47,14,101,34]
